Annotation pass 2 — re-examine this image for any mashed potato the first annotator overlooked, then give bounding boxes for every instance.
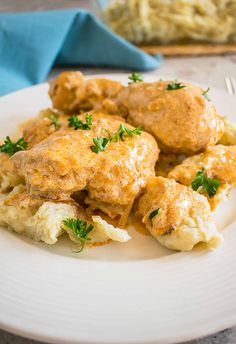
[0,186,131,248]
[157,191,223,251]
[64,215,131,246]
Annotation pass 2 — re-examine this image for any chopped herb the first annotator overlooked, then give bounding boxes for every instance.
[202,87,210,101]
[112,124,143,142]
[128,72,143,84]
[0,136,28,156]
[90,137,109,153]
[63,218,94,252]
[167,82,186,91]
[191,169,220,198]
[48,114,61,129]
[68,113,92,130]
[149,208,161,220]
[90,124,142,154]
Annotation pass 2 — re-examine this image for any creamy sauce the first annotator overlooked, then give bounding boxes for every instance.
[126,212,150,236]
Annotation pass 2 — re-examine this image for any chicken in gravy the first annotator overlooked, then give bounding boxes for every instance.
[12,113,159,225]
[169,145,236,209]
[138,176,222,251]
[0,71,235,253]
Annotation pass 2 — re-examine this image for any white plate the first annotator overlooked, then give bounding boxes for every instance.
[1,74,236,344]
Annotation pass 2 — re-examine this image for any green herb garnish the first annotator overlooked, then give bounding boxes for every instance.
[63,218,94,252]
[90,137,109,153]
[48,114,61,129]
[112,124,143,142]
[68,114,92,130]
[128,72,143,83]
[149,208,161,220]
[202,87,210,101]
[167,82,186,91]
[191,169,220,198]
[90,124,142,154]
[0,136,28,156]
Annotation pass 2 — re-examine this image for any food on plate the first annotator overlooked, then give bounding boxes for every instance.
[104,0,236,44]
[0,185,130,249]
[169,145,236,209]
[22,108,64,148]
[49,72,224,155]
[138,176,223,251]
[11,113,159,225]
[0,152,23,193]
[219,117,236,146]
[49,71,123,113]
[155,153,186,177]
[0,71,234,253]
[114,80,224,154]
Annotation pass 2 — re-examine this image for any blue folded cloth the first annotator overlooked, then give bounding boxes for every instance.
[0,9,162,96]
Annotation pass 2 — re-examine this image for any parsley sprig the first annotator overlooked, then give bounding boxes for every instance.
[68,114,92,130]
[48,114,61,129]
[90,124,143,153]
[0,136,28,156]
[90,137,109,154]
[191,169,220,198]
[167,82,186,91]
[63,218,94,252]
[112,124,143,142]
[202,87,210,101]
[128,72,143,84]
[149,208,161,220]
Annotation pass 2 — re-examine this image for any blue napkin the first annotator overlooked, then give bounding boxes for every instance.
[0,9,162,96]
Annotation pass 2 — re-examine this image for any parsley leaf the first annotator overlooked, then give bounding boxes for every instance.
[90,124,143,154]
[202,87,210,101]
[128,72,143,83]
[48,114,61,129]
[112,124,143,142]
[0,136,28,156]
[90,137,109,153]
[191,169,220,198]
[149,208,161,220]
[167,82,186,91]
[68,113,92,130]
[63,218,94,252]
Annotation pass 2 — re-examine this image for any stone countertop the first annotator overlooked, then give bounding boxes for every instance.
[1,1,236,344]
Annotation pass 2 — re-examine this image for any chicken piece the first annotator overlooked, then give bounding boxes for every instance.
[23,109,126,149]
[168,145,236,209]
[0,153,23,192]
[49,71,123,113]
[114,81,224,155]
[11,115,159,225]
[23,109,68,148]
[138,177,222,251]
[0,185,131,247]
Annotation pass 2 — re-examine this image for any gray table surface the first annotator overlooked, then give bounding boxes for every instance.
[1,1,236,343]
